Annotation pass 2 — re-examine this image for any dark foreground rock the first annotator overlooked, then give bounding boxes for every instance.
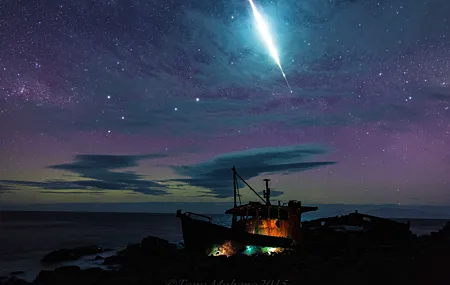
[41,246,103,263]
[1,277,29,285]
[8,272,24,276]
[4,226,450,285]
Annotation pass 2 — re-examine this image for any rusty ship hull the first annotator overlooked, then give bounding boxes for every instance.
[177,211,295,254]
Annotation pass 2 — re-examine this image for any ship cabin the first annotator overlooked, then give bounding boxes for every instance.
[228,166,318,244]
[226,201,318,243]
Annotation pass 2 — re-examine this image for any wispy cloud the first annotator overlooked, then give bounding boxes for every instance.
[39,190,106,195]
[0,184,13,194]
[0,154,169,195]
[169,144,336,198]
[1,145,335,198]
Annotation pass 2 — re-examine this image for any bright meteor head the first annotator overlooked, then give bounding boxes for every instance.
[248,0,281,67]
[248,0,292,93]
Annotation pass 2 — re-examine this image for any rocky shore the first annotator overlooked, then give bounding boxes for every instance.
[2,222,449,285]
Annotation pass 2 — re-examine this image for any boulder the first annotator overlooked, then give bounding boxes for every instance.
[54,265,81,276]
[41,246,103,263]
[0,277,30,285]
[141,236,169,248]
[103,254,123,265]
[8,272,24,276]
[34,266,81,285]
[33,266,112,285]
[28,231,450,285]
[141,236,177,254]
[41,249,78,263]
[79,267,108,285]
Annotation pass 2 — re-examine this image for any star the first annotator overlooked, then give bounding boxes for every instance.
[1,0,450,212]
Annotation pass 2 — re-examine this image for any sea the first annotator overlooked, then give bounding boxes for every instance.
[0,211,448,281]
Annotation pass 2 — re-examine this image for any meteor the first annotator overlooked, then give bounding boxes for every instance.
[248,0,292,93]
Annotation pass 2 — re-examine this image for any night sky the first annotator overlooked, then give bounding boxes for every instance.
[1,0,449,211]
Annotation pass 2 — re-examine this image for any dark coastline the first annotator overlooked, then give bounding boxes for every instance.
[1,221,450,285]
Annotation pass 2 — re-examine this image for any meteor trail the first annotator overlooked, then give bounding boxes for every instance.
[248,0,292,93]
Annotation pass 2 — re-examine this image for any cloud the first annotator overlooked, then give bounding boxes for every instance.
[39,190,106,195]
[48,154,165,172]
[0,147,334,198]
[169,144,336,198]
[419,86,450,101]
[0,184,14,194]
[258,189,284,198]
[0,154,169,195]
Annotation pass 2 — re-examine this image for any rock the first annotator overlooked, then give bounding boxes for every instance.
[41,249,78,263]
[79,267,107,285]
[34,270,52,284]
[26,231,450,285]
[103,254,122,265]
[141,236,169,247]
[0,277,30,285]
[34,266,81,285]
[54,265,81,275]
[33,267,112,285]
[8,272,24,276]
[94,255,104,260]
[141,236,177,253]
[41,246,103,263]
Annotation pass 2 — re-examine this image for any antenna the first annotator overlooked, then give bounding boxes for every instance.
[263,178,271,205]
[233,165,237,207]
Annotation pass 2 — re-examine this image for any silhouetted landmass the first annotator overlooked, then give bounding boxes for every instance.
[1,222,449,285]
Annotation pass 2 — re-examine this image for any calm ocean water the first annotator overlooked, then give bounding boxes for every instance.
[0,211,447,281]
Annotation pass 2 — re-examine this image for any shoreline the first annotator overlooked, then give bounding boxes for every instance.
[2,222,450,285]
[1,221,445,282]
[0,248,121,283]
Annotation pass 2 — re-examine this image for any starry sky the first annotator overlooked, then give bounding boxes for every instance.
[1,0,450,211]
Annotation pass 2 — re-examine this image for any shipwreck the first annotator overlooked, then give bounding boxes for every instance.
[176,166,318,255]
[176,166,412,256]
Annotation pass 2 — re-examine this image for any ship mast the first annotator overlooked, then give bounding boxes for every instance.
[263,178,271,205]
[233,165,237,207]
[232,166,267,205]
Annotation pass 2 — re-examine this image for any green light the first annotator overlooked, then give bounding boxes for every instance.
[244,245,257,255]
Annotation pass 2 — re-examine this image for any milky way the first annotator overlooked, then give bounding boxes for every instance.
[0,0,449,209]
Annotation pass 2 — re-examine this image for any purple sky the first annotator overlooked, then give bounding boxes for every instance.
[0,0,449,211]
